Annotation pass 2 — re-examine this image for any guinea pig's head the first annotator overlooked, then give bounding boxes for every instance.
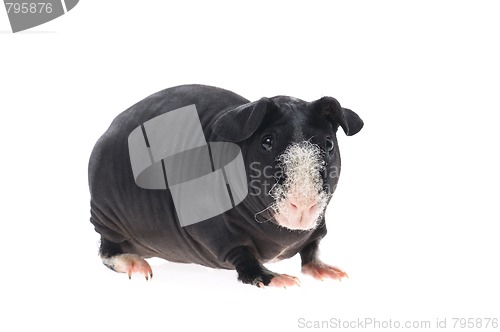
[211,96,363,231]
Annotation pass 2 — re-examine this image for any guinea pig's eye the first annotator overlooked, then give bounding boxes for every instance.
[326,137,334,152]
[261,135,273,151]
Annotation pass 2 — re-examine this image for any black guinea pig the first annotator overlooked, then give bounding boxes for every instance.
[88,84,363,287]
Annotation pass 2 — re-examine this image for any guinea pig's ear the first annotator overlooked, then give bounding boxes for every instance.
[212,97,272,142]
[313,97,364,136]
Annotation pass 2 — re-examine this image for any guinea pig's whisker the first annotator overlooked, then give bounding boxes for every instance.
[254,205,275,223]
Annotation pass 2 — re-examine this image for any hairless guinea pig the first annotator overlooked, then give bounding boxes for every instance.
[88,84,363,288]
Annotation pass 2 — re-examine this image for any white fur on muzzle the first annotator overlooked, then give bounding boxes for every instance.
[270,141,330,231]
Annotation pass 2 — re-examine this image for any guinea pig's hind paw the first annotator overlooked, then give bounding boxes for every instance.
[301,262,348,281]
[102,253,153,281]
[268,274,301,288]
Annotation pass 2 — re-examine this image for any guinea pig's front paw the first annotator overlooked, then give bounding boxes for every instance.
[102,253,153,281]
[302,261,348,281]
[237,268,301,288]
[264,274,301,288]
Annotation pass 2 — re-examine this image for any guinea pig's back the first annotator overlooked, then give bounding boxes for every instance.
[88,84,248,266]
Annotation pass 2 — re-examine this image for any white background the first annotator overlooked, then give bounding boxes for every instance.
[1,1,499,331]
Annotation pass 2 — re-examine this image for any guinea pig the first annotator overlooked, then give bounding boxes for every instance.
[88,84,363,287]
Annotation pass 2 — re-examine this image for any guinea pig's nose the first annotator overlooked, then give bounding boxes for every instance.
[288,199,318,213]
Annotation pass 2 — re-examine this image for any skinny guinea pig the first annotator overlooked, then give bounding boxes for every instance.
[88,84,363,287]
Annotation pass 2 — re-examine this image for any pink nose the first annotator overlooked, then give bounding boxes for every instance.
[288,199,318,214]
